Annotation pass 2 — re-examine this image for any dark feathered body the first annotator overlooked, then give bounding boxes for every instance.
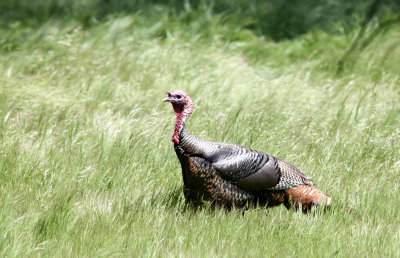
[175,127,331,213]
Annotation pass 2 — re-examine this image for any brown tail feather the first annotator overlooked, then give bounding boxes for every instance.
[285,186,332,213]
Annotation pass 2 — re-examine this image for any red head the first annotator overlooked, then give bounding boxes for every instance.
[163,90,193,144]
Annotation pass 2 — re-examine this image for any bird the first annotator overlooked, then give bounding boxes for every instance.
[163,90,331,213]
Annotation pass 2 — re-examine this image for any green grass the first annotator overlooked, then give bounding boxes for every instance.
[1,8,400,257]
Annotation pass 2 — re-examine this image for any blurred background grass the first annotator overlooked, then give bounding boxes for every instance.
[1,0,399,40]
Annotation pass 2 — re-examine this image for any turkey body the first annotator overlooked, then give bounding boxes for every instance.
[175,127,330,213]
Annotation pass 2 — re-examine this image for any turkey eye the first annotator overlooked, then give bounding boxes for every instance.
[177,95,182,99]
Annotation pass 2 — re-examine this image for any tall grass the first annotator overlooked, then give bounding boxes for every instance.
[0,4,400,257]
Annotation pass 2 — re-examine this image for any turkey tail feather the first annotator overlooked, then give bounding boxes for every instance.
[285,186,331,213]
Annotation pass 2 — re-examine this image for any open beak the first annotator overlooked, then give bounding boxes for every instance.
[163,91,172,102]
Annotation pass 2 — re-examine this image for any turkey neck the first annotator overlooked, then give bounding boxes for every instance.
[172,94,217,155]
[171,96,193,144]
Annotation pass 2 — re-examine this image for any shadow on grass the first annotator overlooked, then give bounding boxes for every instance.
[144,186,220,215]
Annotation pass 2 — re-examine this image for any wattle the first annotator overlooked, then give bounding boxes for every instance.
[172,104,184,117]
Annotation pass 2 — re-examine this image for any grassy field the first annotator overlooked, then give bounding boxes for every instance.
[1,3,400,257]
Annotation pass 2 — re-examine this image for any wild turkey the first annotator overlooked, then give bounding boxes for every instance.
[164,90,331,213]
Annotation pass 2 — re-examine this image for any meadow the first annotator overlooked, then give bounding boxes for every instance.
[1,1,400,256]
